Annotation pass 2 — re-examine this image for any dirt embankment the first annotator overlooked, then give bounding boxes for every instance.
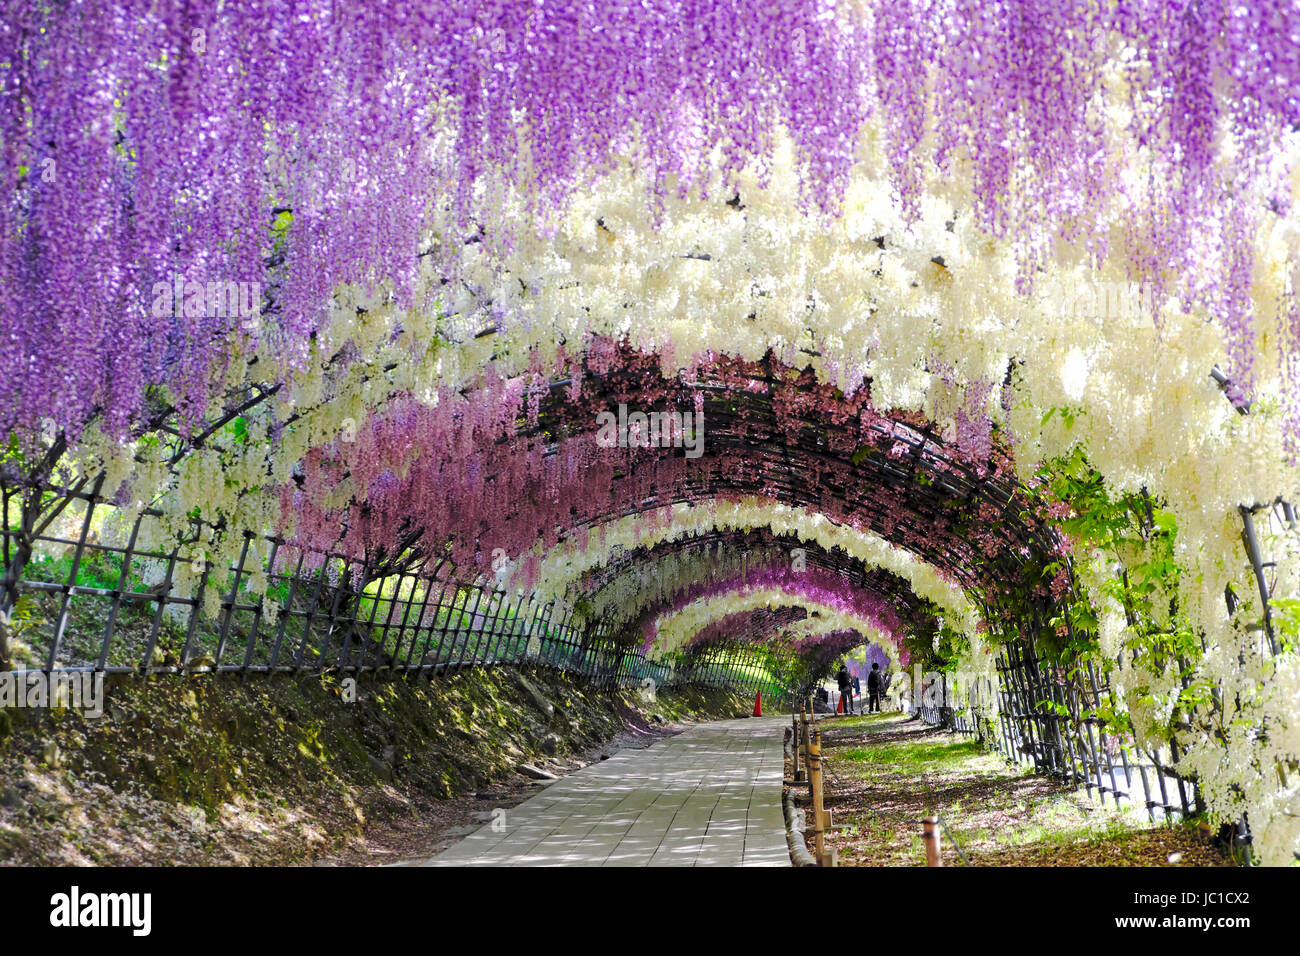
[0,668,755,866]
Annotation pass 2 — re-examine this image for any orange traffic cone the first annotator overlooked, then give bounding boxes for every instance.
[836,693,844,714]
[752,690,763,717]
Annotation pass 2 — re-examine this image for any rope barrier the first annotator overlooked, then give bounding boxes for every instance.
[920,774,973,866]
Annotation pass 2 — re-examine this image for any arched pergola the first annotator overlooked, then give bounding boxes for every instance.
[2,0,1297,865]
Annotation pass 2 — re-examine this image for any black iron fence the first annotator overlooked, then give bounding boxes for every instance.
[915,646,1259,862]
[917,650,1202,824]
[908,493,1300,865]
[0,494,790,708]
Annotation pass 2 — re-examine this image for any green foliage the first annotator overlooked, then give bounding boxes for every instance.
[1267,598,1300,654]
[901,612,968,672]
[842,736,985,772]
[1033,441,1235,739]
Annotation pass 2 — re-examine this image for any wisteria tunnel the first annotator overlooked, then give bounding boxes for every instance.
[1,0,1299,885]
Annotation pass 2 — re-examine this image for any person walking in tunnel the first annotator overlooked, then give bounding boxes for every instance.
[836,660,854,714]
[867,662,883,713]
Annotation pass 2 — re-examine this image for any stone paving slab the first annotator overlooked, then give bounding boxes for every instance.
[419,716,789,867]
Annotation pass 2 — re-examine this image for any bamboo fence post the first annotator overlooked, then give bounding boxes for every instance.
[923,816,942,866]
[809,726,835,866]
[793,711,804,782]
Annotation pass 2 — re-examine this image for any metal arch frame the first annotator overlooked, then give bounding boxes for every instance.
[0,341,1073,737]
[1,356,1253,854]
[683,607,812,654]
[475,346,1069,618]
[569,527,940,631]
[4,340,1169,827]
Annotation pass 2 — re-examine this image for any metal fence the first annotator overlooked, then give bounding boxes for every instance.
[916,646,1258,861]
[0,491,790,707]
[919,653,1203,824]
[906,486,1299,866]
[6,459,1287,862]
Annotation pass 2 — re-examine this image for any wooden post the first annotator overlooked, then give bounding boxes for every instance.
[923,816,942,867]
[793,712,804,782]
[809,727,832,866]
[795,707,806,780]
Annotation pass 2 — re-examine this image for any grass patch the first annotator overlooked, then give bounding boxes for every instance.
[842,738,984,772]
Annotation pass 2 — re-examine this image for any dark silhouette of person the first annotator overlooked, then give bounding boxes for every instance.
[836,661,854,714]
[867,662,883,713]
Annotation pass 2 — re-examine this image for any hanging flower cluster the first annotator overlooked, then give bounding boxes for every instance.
[569,529,933,637]
[284,346,1055,620]
[641,565,905,647]
[682,608,812,658]
[5,0,1300,865]
[790,630,892,667]
[6,0,1300,450]
[646,571,905,657]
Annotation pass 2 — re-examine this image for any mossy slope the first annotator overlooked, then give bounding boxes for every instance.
[0,668,753,865]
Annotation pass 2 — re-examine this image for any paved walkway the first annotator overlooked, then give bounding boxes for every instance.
[420,716,790,867]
